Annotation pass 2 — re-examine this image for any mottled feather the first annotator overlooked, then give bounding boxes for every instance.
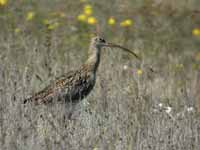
[23,65,96,104]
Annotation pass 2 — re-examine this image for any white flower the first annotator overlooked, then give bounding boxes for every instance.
[158,103,163,107]
[165,106,172,114]
[153,108,158,112]
[187,107,194,112]
[123,65,128,70]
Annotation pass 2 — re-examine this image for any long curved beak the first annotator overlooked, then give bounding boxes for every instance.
[102,42,141,60]
[102,42,155,73]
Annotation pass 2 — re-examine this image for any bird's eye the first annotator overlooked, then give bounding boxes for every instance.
[100,38,105,43]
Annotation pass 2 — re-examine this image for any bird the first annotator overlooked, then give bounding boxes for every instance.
[23,36,140,105]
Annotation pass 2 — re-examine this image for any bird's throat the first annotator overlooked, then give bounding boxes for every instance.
[85,46,101,73]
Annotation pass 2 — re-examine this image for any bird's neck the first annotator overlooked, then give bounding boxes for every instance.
[84,45,101,74]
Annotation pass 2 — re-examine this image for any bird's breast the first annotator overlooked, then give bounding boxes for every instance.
[64,73,96,102]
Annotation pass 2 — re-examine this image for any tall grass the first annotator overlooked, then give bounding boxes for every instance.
[0,0,200,149]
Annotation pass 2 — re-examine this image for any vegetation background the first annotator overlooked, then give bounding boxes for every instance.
[0,0,200,149]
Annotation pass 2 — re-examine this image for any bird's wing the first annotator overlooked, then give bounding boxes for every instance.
[23,70,77,104]
[54,70,77,90]
[23,85,54,104]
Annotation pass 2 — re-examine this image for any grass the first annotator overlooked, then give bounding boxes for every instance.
[0,0,200,149]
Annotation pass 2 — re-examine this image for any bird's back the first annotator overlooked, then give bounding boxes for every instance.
[23,65,96,105]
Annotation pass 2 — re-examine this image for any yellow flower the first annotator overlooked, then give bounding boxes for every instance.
[108,17,116,26]
[84,4,92,10]
[83,4,92,16]
[14,28,21,34]
[77,14,87,22]
[192,28,200,36]
[0,0,7,6]
[43,19,50,25]
[120,19,133,27]
[26,11,35,21]
[87,16,97,25]
[43,19,60,30]
[84,8,92,16]
[47,22,60,30]
[137,69,143,76]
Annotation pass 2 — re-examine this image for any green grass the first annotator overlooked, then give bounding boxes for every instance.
[0,0,200,149]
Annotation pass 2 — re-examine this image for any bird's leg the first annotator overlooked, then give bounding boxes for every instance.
[67,111,73,120]
[63,97,77,121]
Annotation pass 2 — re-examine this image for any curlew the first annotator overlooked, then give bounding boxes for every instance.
[23,36,140,105]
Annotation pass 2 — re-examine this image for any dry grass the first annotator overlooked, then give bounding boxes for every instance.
[0,0,200,149]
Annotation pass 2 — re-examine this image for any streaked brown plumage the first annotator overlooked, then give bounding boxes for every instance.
[23,36,140,105]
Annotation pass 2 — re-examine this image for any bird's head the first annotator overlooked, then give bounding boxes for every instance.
[91,36,106,48]
[90,36,141,60]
